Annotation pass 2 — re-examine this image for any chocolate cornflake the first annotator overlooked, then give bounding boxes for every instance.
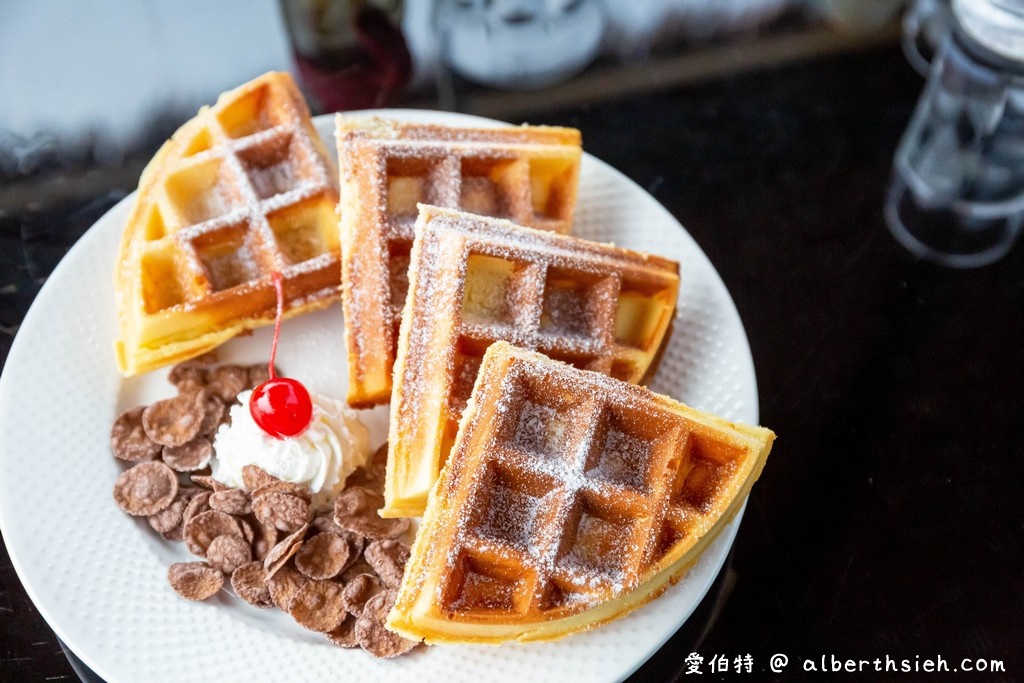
[113,461,179,516]
[252,492,310,532]
[205,365,249,402]
[341,573,385,616]
[147,487,199,540]
[310,513,342,535]
[294,532,351,580]
[356,591,419,658]
[241,464,278,492]
[343,531,366,561]
[246,363,273,389]
[110,406,162,462]
[325,615,359,648]
[206,534,253,575]
[190,474,227,492]
[287,579,347,633]
[345,443,388,493]
[340,559,376,583]
[209,488,252,516]
[231,561,273,609]
[167,352,218,387]
[266,564,308,610]
[311,515,366,560]
[237,517,256,545]
[162,437,213,472]
[363,539,410,590]
[183,509,244,558]
[264,524,309,577]
[251,520,279,562]
[198,395,227,438]
[182,490,213,525]
[167,561,223,601]
[251,480,312,503]
[333,487,410,540]
[142,391,206,447]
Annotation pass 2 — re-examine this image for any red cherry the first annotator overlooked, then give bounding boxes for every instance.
[248,271,313,439]
[250,377,313,439]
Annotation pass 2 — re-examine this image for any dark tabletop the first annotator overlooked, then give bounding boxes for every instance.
[2,43,1023,682]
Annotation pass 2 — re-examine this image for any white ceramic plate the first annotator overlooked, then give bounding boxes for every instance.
[0,111,759,683]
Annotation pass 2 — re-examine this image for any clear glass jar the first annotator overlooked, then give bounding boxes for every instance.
[885,0,1024,267]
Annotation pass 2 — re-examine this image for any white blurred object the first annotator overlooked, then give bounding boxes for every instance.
[434,0,606,89]
[0,1,291,170]
[811,0,905,29]
[602,0,794,59]
[412,0,797,81]
[955,0,1024,60]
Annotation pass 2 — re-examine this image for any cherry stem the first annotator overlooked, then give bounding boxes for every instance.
[268,271,283,381]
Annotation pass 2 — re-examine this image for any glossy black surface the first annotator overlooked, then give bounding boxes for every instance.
[2,44,1023,682]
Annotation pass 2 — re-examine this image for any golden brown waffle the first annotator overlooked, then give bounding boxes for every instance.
[335,116,582,407]
[383,206,680,518]
[115,72,340,376]
[388,342,775,644]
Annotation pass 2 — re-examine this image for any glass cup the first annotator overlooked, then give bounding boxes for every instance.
[279,0,412,112]
[885,0,1024,267]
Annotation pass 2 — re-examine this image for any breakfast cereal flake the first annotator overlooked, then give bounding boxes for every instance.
[294,531,351,580]
[364,539,411,590]
[241,464,278,491]
[110,406,162,461]
[206,534,253,574]
[341,573,386,616]
[183,509,243,558]
[142,391,205,447]
[264,523,309,577]
[287,579,348,633]
[333,487,410,540]
[356,591,419,658]
[167,561,223,601]
[112,461,179,516]
[266,564,308,610]
[253,492,311,532]
[162,437,213,472]
[326,615,359,648]
[205,365,249,402]
[230,561,273,609]
[209,488,252,516]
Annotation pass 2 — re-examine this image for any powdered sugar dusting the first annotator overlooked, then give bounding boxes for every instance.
[335,117,583,403]
[135,76,339,317]
[512,402,570,460]
[389,204,679,519]
[424,343,761,623]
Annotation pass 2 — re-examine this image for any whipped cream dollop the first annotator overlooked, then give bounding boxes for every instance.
[211,389,371,509]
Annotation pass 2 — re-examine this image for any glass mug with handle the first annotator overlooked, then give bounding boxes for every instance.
[886,0,1024,267]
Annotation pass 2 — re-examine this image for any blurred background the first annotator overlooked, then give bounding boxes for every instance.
[5,1,1024,682]
[1,0,905,176]
[1,0,916,361]
[0,0,909,343]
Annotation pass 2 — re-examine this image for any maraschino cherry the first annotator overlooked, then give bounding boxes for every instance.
[250,272,313,439]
